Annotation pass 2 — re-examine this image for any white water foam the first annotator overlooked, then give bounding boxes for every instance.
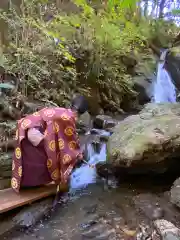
[70,140,107,190]
[153,50,176,103]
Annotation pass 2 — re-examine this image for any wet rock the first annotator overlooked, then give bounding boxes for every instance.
[170,177,180,208]
[81,223,106,238]
[165,46,180,93]
[107,103,180,172]
[93,115,118,130]
[133,76,153,105]
[79,112,92,129]
[23,101,43,115]
[90,128,101,135]
[81,223,116,239]
[79,219,98,230]
[154,219,180,240]
[92,140,101,154]
[77,112,92,134]
[95,229,116,239]
[152,207,164,220]
[89,129,110,142]
[0,198,53,237]
[13,198,53,228]
[96,163,115,179]
[132,193,179,223]
[136,224,154,240]
[99,135,109,142]
[83,204,97,215]
[132,51,156,107]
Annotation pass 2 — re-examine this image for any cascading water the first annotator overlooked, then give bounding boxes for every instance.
[70,50,176,191]
[153,50,177,103]
[70,130,110,190]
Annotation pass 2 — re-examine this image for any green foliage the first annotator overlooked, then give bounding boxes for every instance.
[0,1,80,105]
[47,0,153,109]
[171,9,180,16]
[0,0,179,111]
[148,19,179,47]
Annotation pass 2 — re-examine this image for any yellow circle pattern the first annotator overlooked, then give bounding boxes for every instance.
[11,177,18,189]
[53,121,59,133]
[15,147,21,159]
[18,166,22,177]
[64,127,74,136]
[61,113,70,121]
[68,141,76,150]
[58,138,65,150]
[49,140,56,152]
[51,169,59,180]
[44,109,55,118]
[47,159,53,169]
[21,119,32,130]
[62,154,72,164]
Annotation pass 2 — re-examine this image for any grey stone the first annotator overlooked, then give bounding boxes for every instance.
[107,103,180,170]
[93,115,118,130]
[0,198,53,237]
[13,198,53,228]
[170,178,180,208]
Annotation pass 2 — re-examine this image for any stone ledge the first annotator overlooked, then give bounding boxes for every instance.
[0,197,53,238]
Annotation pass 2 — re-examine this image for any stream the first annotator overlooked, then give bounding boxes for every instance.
[4,51,180,239]
[4,130,180,240]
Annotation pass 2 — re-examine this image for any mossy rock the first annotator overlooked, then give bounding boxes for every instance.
[107,103,180,168]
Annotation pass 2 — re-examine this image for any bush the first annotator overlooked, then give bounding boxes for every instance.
[0,0,179,112]
[0,0,80,106]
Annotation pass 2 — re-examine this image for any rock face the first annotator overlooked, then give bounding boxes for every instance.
[0,197,53,237]
[107,103,180,173]
[13,198,53,228]
[93,115,118,131]
[165,46,180,92]
[170,178,180,208]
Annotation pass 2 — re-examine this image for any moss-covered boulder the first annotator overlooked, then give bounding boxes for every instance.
[107,103,180,171]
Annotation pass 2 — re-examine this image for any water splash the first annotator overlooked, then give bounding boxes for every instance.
[153,50,176,103]
[70,131,109,190]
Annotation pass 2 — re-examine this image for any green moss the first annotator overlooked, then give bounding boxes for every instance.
[107,103,180,166]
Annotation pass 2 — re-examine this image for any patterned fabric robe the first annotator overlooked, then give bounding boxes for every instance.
[11,107,82,192]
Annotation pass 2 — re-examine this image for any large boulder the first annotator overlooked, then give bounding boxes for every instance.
[170,177,180,208]
[107,103,180,174]
[132,52,157,106]
[165,46,180,92]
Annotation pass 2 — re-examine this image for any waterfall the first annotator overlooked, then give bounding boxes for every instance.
[153,50,176,103]
[70,131,110,191]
